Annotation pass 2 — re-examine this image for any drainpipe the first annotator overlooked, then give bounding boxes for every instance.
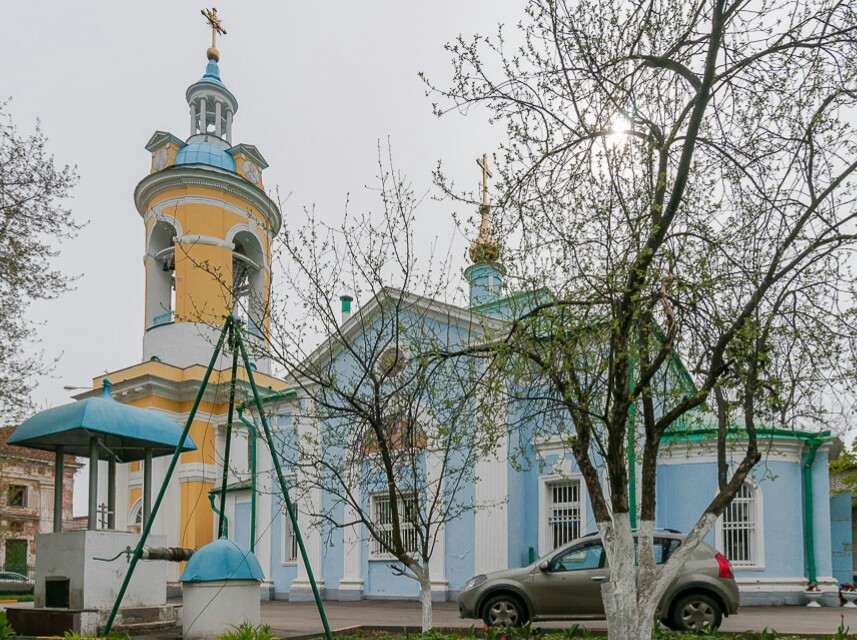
[236,405,257,552]
[236,388,298,553]
[802,437,823,584]
[208,493,228,538]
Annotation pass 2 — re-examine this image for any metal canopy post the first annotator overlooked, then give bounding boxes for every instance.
[53,446,64,533]
[234,324,332,640]
[143,448,153,526]
[88,436,99,531]
[102,318,233,636]
[107,456,116,529]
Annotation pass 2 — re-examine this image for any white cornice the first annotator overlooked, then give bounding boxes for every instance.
[135,167,281,234]
[175,234,235,250]
[288,287,507,382]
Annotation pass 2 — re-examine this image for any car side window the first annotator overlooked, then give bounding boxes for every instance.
[551,541,604,572]
[633,537,682,565]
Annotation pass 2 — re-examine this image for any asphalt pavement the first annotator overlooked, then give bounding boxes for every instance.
[260,600,857,637]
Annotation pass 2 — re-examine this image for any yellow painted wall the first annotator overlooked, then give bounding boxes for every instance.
[129,487,142,510]
[180,481,215,549]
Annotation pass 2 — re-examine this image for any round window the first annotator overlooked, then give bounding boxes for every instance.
[377,346,406,379]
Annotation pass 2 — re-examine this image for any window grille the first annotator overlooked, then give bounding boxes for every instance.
[548,480,581,549]
[371,494,418,558]
[722,483,757,567]
[282,512,298,563]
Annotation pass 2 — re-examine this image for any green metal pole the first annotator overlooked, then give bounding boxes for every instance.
[236,405,257,551]
[803,438,822,584]
[218,324,239,538]
[234,325,332,640]
[250,410,257,552]
[102,318,233,636]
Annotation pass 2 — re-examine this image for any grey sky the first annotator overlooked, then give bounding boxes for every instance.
[2,2,522,416]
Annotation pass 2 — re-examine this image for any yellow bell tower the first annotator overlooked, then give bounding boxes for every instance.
[86,10,287,583]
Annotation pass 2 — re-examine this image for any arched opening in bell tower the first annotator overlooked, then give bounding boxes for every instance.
[231,231,265,337]
[146,220,178,328]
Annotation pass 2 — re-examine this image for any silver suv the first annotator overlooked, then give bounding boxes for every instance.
[457,531,739,631]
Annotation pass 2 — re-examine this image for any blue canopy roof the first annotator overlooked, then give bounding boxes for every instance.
[180,538,264,583]
[7,380,196,462]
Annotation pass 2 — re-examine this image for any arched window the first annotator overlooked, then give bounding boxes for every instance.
[718,482,763,569]
[128,499,143,534]
[146,220,177,328]
[231,231,265,337]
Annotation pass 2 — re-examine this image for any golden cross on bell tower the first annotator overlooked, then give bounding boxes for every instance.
[476,153,492,207]
[201,7,227,60]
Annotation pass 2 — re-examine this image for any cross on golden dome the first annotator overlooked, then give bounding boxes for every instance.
[201,7,227,61]
[468,153,501,264]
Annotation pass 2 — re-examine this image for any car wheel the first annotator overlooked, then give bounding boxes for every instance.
[482,594,528,627]
[669,592,723,631]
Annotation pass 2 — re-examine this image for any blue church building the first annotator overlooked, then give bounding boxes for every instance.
[221,199,851,608]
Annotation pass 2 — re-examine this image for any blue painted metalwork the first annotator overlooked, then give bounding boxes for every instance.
[180,535,264,583]
[7,379,196,462]
[200,59,226,88]
[153,311,174,326]
[175,141,237,171]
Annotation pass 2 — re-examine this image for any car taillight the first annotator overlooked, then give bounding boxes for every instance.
[716,552,734,579]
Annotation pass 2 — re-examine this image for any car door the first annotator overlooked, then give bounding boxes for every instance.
[530,540,609,618]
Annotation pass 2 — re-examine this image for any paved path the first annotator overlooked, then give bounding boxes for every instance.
[261,600,857,637]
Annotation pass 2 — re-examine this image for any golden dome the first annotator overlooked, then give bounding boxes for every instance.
[207,46,220,62]
[468,204,501,263]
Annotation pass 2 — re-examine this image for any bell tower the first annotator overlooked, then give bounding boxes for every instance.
[86,10,287,584]
[137,19,280,370]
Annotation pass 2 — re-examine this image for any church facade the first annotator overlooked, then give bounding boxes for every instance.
[75,28,849,606]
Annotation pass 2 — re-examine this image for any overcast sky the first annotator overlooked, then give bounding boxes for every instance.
[2,2,523,417]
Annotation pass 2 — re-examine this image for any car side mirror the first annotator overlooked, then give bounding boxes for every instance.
[539,560,550,571]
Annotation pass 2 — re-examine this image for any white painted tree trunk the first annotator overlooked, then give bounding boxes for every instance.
[418,565,433,631]
[599,513,721,640]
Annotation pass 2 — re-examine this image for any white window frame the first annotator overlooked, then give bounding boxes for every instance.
[715,480,765,570]
[128,498,143,534]
[281,508,298,565]
[369,493,419,560]
[539,475,586,556]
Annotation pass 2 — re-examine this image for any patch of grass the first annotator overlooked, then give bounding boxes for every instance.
[324,625,857,640]
[217,622,277,640]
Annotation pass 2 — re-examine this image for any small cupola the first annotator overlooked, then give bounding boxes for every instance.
[186,9,238,143]
[465,153,505,308]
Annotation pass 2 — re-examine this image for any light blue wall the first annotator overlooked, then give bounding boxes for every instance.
[234,500,251,550]
[830,492,853,585]
[268,493,298,595]
[444,467,475,591]
[811,450,833,578]
[322,489,344,593]
[657,457,810,579]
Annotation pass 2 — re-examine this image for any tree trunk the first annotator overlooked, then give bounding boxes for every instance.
[598,513,658,640]
[418,565,433,631]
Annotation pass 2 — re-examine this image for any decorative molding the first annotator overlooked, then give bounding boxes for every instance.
[175,234,235,250]
[135,168,281,234]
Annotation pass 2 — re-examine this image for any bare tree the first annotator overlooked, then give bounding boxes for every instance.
[256,152,503,630]
[426,1,857,637]
[0,101,80,422]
